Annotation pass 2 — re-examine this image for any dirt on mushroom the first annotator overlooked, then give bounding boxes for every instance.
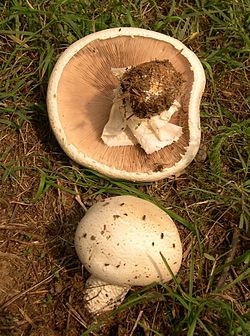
[120,60,184,119]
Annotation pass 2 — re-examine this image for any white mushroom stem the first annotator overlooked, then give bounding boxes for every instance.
[84,275,130,315]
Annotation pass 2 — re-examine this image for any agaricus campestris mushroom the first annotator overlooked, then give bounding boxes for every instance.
[47,27,206,181]
[75,195,182,315]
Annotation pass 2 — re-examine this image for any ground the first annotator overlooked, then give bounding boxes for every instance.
[0,1,249,336]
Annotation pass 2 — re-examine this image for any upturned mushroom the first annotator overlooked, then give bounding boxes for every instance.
[47,27,206,182]
[75,195,182,315]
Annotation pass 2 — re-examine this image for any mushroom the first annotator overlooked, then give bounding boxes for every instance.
[75,195,182,315]
[47,27,206,181]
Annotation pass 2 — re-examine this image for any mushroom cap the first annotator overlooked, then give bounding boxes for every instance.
[75,196,182,287]
[47,27,206,181]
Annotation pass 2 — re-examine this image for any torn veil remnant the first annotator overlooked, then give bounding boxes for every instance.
[74,195,182,315]
[102,60,184,154]
[47,27,206,181]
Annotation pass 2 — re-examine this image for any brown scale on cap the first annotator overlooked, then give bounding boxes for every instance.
[120,60,184,119]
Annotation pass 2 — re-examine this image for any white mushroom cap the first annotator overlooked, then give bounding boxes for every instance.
[47,27,206,182]
[75,196,182,287]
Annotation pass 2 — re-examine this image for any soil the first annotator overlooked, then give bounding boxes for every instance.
[0,252,27,306]
[120,60,184,119]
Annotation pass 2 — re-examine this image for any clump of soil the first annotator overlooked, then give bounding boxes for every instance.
[120,59,184,119]
[0,252,27,306]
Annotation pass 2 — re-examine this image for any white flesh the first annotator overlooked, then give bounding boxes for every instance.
[150,116,183,142]
[101,91,137,147]
[127,115,182,154]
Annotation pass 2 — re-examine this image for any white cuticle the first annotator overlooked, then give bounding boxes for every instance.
[84,275,130,315]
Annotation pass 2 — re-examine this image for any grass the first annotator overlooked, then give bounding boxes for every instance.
[0,0,249,335]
